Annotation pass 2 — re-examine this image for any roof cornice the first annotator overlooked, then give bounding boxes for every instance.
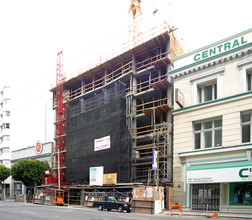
[169,43,252,79]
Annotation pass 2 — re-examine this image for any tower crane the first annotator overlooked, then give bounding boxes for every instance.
[129,0,142,19]
[128,0,142,47]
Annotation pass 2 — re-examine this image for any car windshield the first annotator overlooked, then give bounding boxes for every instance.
[117,198,124,202]
[107,197,116,202]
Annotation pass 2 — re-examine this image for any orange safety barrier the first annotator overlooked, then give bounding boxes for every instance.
[170,204,183,216]
[205,211,219,218]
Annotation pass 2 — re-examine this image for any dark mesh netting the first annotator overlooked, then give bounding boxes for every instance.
[66,83,132,185]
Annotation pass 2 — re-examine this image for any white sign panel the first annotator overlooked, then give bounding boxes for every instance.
[152,150,158,171]
[187,166,252,184]
[90,166,104,186]
[94,136,110,151]
[175,88,184,108]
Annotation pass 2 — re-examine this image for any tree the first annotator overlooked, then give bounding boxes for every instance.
[11,159,50,188]
[0,165,11,200]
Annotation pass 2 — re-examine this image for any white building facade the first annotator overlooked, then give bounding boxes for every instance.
[10,142,53,198]
[170,29,252,211]
[0,86,11,198]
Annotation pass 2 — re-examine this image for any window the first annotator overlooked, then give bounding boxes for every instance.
[2,123,10,129]
[4,111,10,117]
[194,118,222,149]
[241,111,252,143]
[238,60,252,92]
[2,135,10,142]
[190,68,224,104]
[3,98,8,105]
[1,147,10,153]
[198,81,217,103]
[2,160,10,166]
[248,70,252,91]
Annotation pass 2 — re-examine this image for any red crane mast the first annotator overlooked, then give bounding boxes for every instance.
[56,51,66,187]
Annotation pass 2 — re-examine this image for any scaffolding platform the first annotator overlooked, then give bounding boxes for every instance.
[143,104,173,118]
[152,78,171,92]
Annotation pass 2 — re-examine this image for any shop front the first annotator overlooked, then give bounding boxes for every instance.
[186,161,252,211]
[191,183,220,211]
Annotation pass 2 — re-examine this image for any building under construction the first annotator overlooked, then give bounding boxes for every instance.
[51,2,184,210]
[52,28,183,181]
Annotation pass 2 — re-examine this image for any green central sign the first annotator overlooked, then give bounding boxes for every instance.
[239,167,252,178]
[194,36,247,61]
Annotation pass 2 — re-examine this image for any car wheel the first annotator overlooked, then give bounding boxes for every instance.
[98,204,103,211]
[127,210,131,213]
[107,208,111,211]
[117,206,123,212]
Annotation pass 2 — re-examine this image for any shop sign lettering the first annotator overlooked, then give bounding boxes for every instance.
[194,36,247,62]
[239,167,252,178]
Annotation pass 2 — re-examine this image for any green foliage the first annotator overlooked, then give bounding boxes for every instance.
[0,165,11,182]
[11,159,50,187]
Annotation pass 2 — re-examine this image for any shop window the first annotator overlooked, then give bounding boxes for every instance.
[194,118,222,149]
[230,182,252,205]
[241,111,252,143]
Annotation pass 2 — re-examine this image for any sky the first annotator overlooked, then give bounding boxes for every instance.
[0,0,251,150]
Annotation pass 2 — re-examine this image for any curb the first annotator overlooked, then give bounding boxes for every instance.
[162,211,252,219]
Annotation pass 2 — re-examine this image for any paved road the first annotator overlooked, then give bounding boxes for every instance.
[0,200,247,220]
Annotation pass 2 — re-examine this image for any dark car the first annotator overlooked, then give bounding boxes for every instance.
[93,196,131,213]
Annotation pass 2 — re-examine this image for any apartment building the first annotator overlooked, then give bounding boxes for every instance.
[0,86,11,198]
[170,28,252,211]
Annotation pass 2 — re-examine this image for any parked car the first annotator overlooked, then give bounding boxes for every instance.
[93,196,131,213]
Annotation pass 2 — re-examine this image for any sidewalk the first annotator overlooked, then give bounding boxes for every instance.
[161,210,252,219]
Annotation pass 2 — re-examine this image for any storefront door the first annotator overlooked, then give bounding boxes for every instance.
[191,183,220,211]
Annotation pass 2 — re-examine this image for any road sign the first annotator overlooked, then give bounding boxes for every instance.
[35,140,43,154]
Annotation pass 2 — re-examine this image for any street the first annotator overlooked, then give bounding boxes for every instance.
[0,200,248,220]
